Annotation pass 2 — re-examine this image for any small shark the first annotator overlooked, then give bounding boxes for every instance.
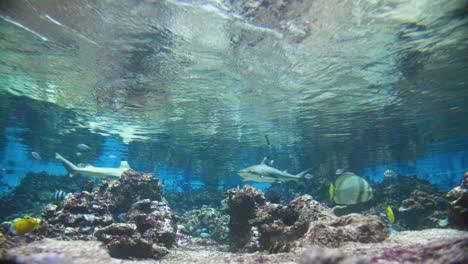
[238,157,312,183]
[55,153,131,179]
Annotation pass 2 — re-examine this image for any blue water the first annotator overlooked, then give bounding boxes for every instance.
[2,125,466,197]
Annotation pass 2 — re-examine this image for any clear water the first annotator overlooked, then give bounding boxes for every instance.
[0,0,467,196]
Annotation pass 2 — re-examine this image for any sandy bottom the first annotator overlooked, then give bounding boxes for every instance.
[4,229,468,264]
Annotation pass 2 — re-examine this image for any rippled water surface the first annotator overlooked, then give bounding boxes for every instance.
[0,0,467,187]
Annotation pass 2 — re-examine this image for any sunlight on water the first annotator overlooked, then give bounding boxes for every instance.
[0,0,466,188]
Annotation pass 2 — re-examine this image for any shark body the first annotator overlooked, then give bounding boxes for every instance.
[238,157,312,183]
[55,153,131,179]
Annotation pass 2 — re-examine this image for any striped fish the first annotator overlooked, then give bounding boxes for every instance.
[52,190,71,202]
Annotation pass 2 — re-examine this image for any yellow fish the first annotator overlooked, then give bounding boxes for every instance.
[329,183,335,201]
[8,217,41,235]
[386,206,395,224]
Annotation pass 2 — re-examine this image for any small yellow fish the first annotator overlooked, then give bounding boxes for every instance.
[329,183,335,201]
[386,206,395,224]
[8,217,41,235]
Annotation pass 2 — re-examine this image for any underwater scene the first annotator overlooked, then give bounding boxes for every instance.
[0,0,467,263]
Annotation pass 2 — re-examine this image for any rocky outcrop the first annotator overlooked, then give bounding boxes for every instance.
[126,199,178,249]
[446,172,468,230]
[38,170,178,259]
[40,170,167,239]
[224,185,387,253]
[307,213,389,247]
[94,223,168,259]
[397,190,446,230]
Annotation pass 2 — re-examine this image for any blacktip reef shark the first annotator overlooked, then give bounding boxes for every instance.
[238,157,313,183]
[55,153,131,179]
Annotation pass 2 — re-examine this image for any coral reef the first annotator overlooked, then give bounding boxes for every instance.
[37,170,178,259]
[94,223,169,259]
[446,171,468,230]
[0,172,88,222]
[373,175,444,205]
[397,190,446,230]
[224,185,386,253]
[40,170,167,240]
[126,199,178,249]
[178,205,229,243]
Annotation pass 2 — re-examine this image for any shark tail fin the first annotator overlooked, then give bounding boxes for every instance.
[296,168,312,179]
[55,153,79,178]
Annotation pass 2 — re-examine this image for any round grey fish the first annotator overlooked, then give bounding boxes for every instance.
[333,172,373,205]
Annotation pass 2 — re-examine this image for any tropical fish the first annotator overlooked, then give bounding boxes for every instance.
[31,152,42,160]
[108,155,118,159]
[199,232,211,238]
[237,157,312,183]
[384,169,396,178]
[437,219,449,227]
[8,217,41,235]
[76,152,82,157]
[330,172,373,205]
[335,169,345,175]
[52,190,70,202]
[386,206,395,224]
[55,153,131,179]
[77,144,91,150]
[329,183,335,200]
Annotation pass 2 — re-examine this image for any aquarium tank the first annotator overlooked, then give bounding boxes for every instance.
[0,0,467,263]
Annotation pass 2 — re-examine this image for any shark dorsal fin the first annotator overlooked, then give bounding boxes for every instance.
[261,157,269,165]
[119,161,131,169]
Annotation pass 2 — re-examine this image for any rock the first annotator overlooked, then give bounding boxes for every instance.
[397,190,446,229]
[224,185,265,252]
[300,246,367,264]
[3,229,467,264]
[308,213,389,247]
[340,228,468,264]
[94,223,168,259]
[224,185,335,253]
[126,199,178,249]
[92,198,178,260]
[40,170,167,240]
[3,239,117,264]
[446,172,468,230]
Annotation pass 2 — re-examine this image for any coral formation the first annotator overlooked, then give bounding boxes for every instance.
[39,170,178,259]
[224,185,387,253]
[0,172,88,222]
[178,205,229,243]
[446,171,468,230]
[126,199,178,249]
[94,223,169,259]
[375,175,443,204]
[40,170,166,239]
[397,190,446,229]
